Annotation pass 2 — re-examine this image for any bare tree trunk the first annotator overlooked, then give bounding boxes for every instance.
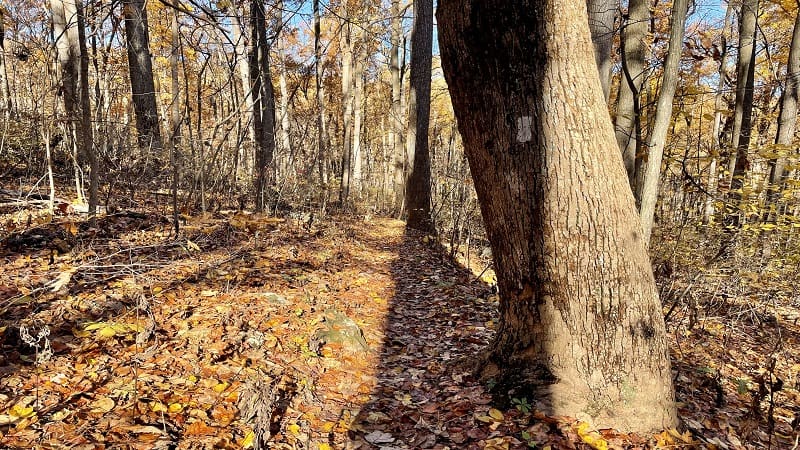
[615,0,649,190]
[766,7,800,221]
[123,0,162,153]
[50,0,94,215]
[725,0,759,228]
[169,9,182,235]
[313,0,328,190]
[438,0,677,432]
[76,0,95,217]
[231,9,255,161]
[586,0,617,101]
[275,0,292,177]
[638,0,689,243]
[339,21,354,205]
[405,0,434,232]
[390,0,405,213]
[351,28,366,196]
[704,4,733,225]
[0,8,12,118]
[249,0,277,213]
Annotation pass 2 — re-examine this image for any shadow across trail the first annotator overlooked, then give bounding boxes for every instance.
[349,227,500,449]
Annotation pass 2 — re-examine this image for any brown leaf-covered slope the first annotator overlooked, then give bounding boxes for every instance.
[0,210,798,449]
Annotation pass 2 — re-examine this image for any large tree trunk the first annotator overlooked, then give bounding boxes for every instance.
[249,0,277,212]
[766,8,800,220]
[404,0,434,233]
[438,0,677,433]
[586,0,616,101]
[615,0,649,190]
[725,0,759,227]
[123,0,162,152]
[638,0,689,243]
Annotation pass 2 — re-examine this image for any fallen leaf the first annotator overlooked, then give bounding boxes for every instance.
[488,408,504,421]
[364,430,395,444]
[184,420,216,436]
[90,396,115,413]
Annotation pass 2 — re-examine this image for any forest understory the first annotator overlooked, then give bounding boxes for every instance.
[0,187,799,450]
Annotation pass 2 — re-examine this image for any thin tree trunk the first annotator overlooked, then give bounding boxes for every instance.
[615,0,649,190]
[170,9,182,235]
[76,0,96,218]
[275,0,292,176]
[438,0,677,432]
[123,0,162,153]
[766,7,800,221]
[405,0,434,232]
[704,3,733,225]
[586,0,617,101]
[390,0,405,213]
[250,0,277,212]
[0,8,12,118]
[351,28,366,196]
[638,0,689,243]
[339,22,354,205]
[51,0,94,215]
[231,10,256,158]
[314,0,328,189]
[725,0,759,228]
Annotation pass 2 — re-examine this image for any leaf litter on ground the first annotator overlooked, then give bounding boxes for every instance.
[0,208,798,449]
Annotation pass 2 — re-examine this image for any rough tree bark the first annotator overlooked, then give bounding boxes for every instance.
[123,0,162,152]
[404,0,434,232]
[438,0,677,433]
[638,0,689,243]
[615,0,649,190]
[586,0,617,101]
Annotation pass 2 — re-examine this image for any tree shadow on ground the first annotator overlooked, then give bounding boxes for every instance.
[348,227,502,449]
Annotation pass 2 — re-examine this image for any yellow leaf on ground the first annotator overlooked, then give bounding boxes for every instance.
[168,403,183,413]
[287,423,301,436]
[89,396,115,413]
[151,402,168,413]
[317,443,332,450]
[9,405,34,418]
[575,422,608,450]
[98,326,117,338]
[213,382,229,393]
[488,408,504,421]
[240,430,255,448]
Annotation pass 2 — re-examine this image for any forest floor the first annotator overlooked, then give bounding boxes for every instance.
[0,196,799,449]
